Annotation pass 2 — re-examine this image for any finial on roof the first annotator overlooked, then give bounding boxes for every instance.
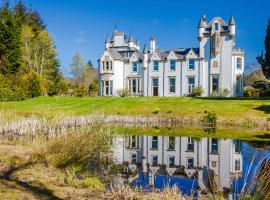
[229,16,235,25]
[105,34,110,43]
[114,24,117,32]
[150,36,155,41]
[143,44,148,54]
[198,17,205,28]
[128,33,134,42]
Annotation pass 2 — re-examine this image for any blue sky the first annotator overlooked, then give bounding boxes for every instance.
[19,0,270,76]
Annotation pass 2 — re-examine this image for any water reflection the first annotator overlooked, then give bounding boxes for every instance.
[113,135,244,199]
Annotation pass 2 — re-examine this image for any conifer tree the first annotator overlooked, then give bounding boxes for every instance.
[257,20,270,79]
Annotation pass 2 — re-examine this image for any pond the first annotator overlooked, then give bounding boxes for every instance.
[111,134,270,199]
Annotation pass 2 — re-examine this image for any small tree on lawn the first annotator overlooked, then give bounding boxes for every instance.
[257,20,270,79]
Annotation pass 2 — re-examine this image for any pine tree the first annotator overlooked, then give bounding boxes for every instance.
[257,20,270,79]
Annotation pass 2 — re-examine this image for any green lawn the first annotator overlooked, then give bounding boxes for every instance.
[1,96,270,120]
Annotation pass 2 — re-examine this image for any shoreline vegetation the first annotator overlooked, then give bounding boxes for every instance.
[1,96,270,139]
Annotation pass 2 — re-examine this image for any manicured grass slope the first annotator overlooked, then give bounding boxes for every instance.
[1,96,270,120]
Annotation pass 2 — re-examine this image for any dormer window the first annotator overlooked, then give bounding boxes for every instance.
[214,23,219,31]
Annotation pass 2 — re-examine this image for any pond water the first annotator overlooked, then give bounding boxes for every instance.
[112,134,270,199]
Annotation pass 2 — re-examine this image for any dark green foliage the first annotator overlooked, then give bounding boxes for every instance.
[252,80,270,97]
[0,5,22,74]
[201,111,217,128]
[88,79,98,96]
[257,20,270,79]
[0,1,61,101]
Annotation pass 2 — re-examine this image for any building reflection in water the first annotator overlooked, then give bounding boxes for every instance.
[112,135,243,199]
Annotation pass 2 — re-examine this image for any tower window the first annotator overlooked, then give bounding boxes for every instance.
[214,23,219,31]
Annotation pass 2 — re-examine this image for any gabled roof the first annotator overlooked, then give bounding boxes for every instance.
[206,17,228,28]
[108,48,123,60]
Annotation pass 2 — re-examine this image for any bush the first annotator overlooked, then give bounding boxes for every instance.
[75,86,86,97]
[192,86,204,97]
[23,71,44,98]
[41,123,112,168]
[116,88,130,97]
[201,111,217,128]
[244,86,259,97]
[252,80,270,97]
[88,80,98,96]
[220,88,230,97]
[0,75,26,101]
[152,108,160,114]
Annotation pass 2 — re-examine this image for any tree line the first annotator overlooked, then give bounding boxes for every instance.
[0,1,97,101]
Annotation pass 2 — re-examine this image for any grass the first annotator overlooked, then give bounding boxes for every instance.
[1,96,270,120]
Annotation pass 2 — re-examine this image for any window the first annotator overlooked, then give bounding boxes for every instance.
[236,75,242,94]
[213,61,218,68]
[187,158,194,169]
[168,137,175,151]
[170,60,176,71]
[129,79,140,95]
[168,156,175,168]
[129,135,139,148]
[187,137,194,151]
[235,159,241,171]
[214,23,219,31]
[212,75,219,93]
[103,80,113,96]
[152,155,158,166]
[235,140,242,153]
[211,139,219,154]
[212,161,217,168]
[188,59,195,70]
[237,58,242,70]
[152,136,158,149]
[153,61,159,71]
[188,77,195,94]
[105,61,109,70]
[169,77,176,93]
[152,78,159,96]
[125,52,132,57]
[132,62,137,72]
[131,154,137,164]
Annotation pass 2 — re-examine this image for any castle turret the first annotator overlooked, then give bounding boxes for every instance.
[143,44,148,70]
[198,15,207,40]
[135,38,140,51]
[128,33,135,48]
[105,35,110,50]
[150,36,156,53]
[229,16,236,36]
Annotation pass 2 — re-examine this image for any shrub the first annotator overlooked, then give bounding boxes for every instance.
[88,80,98,96]
[192,86,204,97]
[41,123,112,168]
[220,88,230,97]
[244,86,259,97]
[252,80,270,97]
[152,108,160,114]
[23,71,43,98]
[116,88,130,97]
[0,74,26,101]
[75,86,86,97]
[201,111,217,128]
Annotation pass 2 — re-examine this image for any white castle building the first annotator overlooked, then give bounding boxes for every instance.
[98,15,244,97]
[112,135,243,199]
